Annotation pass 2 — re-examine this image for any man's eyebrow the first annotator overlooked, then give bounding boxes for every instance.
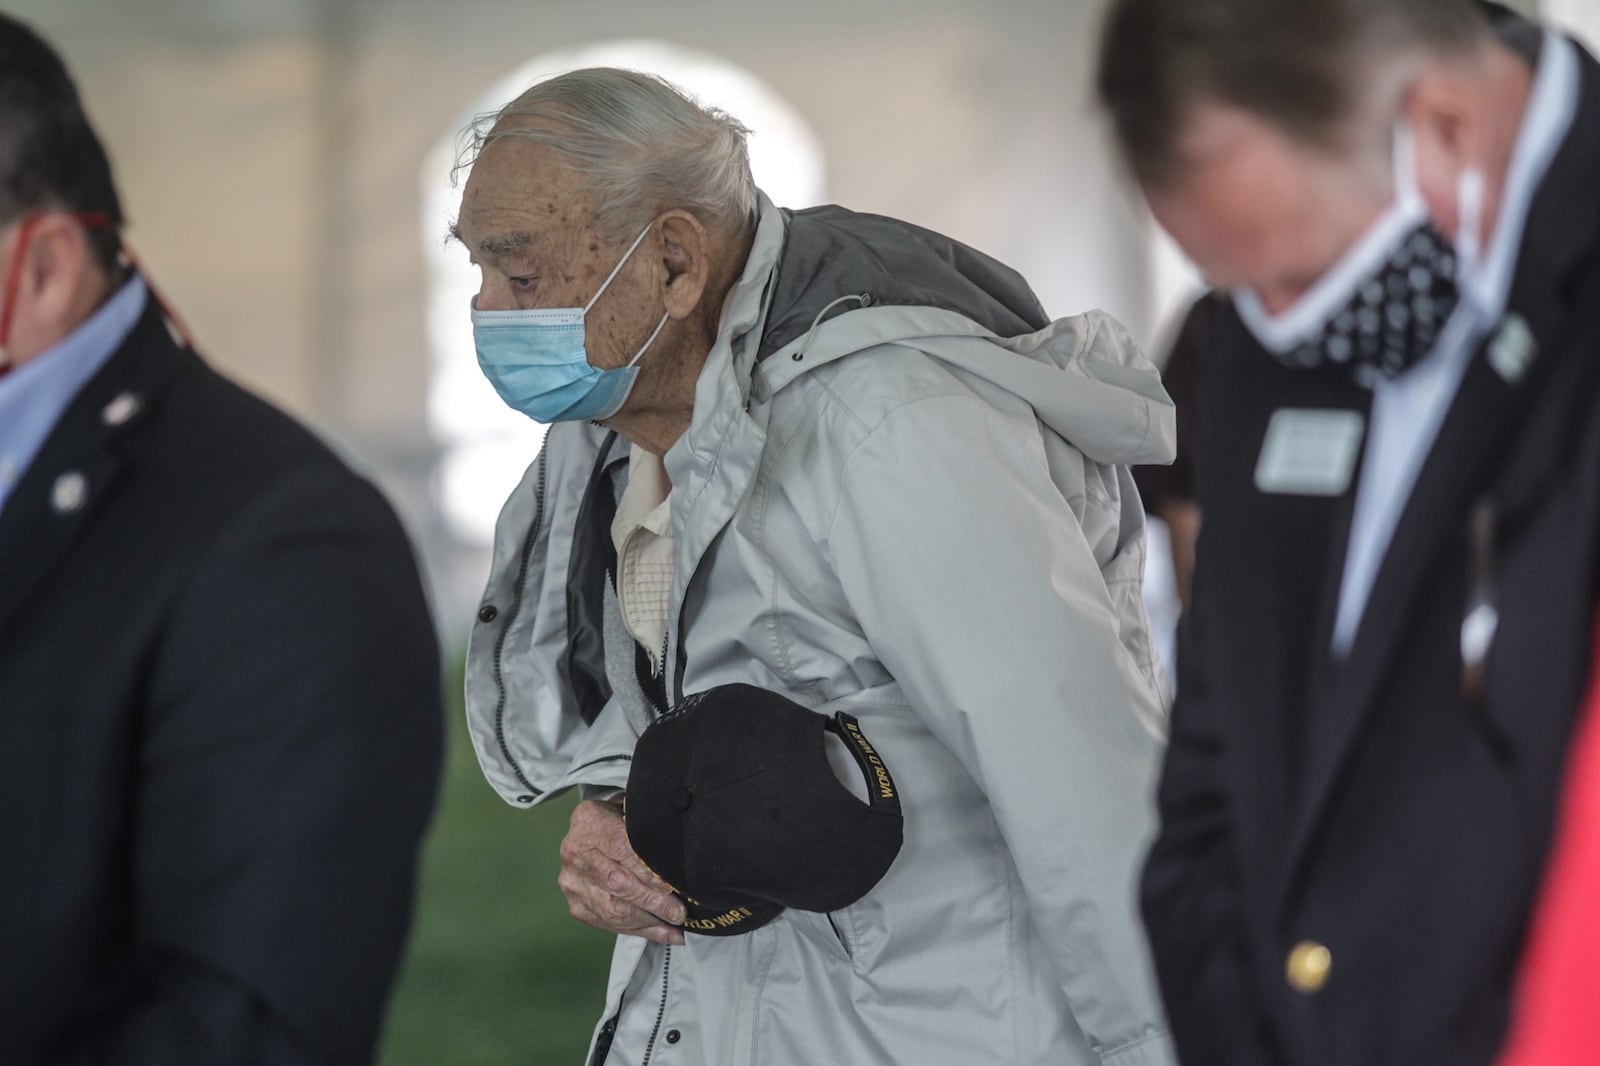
[477,231,539,257]
[442,223,540,259]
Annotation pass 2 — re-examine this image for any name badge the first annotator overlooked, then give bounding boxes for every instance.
[1487,313,1537,385]
[1254,408,1366,497]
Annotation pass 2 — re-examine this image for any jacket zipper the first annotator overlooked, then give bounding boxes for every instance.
[489,449,549,800]
[648,626,670,716]
[671,599,690,706]
[639,946,672,1065]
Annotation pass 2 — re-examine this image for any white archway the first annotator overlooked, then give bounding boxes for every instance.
[422,40,827,544]
[1544,1,1600,55]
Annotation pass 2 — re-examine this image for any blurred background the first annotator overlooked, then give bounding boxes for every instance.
[8,0,1593,1062]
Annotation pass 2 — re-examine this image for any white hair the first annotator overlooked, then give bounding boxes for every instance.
[459,67,758,240]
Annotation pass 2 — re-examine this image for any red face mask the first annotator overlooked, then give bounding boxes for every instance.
[0,211,116,379]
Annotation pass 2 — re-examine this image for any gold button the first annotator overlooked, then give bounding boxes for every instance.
[1286,941,1332,993]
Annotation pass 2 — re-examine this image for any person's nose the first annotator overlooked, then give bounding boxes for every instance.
[474,275,512,313]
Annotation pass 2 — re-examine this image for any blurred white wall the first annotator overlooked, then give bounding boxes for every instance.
[1544,0,1600,50]
[6,0,1159,633]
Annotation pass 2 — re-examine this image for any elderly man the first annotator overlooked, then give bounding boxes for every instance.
[457,70,1176,1065]
[1097,2,1600,1065]
[0,14,443,1065]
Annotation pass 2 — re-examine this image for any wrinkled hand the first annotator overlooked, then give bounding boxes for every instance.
[559,797,686,945]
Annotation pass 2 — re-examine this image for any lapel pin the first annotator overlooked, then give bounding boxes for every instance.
[51,470,88,515]
[1487,314,1536,385]
[101,391,142,427]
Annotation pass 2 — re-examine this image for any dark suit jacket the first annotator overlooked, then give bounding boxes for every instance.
[1134,291,1223,515]
[0,292,444,1065]
[1141,29,1600,1066]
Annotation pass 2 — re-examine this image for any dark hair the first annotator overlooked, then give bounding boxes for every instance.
[1096,0,1491,188]
[0,14,124,273]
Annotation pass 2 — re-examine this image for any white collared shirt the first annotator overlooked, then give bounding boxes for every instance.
[610,444,674,673]
[1331,30,1580,655]
[0,275,147,516]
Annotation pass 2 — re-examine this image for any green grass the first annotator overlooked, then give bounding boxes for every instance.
[379,677,614,1066]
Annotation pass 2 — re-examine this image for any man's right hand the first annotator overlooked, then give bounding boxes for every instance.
[558,797,687,945]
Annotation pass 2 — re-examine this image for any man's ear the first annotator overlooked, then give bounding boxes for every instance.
[657,210,710,320]
[26,215,92,326]
[6,213,95,361]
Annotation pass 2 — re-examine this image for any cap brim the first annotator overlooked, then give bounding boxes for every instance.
[679,894,785,937]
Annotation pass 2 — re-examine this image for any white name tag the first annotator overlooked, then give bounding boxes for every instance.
[1254,409,1366,497]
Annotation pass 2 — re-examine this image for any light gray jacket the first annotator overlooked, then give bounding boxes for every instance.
[466,195,1177,1066]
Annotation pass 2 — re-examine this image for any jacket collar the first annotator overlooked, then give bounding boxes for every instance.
[665,193,786,491]
[0,276,148,513]
[0,293,189,636]
[658,196,786,700]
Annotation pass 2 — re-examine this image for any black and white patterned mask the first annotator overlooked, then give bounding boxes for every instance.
[1235,128,1484,388]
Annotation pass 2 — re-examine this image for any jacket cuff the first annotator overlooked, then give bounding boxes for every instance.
[1100,1030,1177,1066]
[566,758,631,794]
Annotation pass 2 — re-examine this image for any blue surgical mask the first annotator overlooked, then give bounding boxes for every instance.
[472,221,670,423]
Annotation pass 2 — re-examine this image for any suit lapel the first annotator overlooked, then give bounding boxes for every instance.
[1282,347,1523,883]
[1281,40,1600,891]
[0,300,186,636]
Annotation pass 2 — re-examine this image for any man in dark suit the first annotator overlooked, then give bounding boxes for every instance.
[0,15,443,1065]
[1097,2,1600,1064]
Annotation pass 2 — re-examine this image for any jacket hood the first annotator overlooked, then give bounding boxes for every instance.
[751,204,1176,467]
[757,206,1052,359]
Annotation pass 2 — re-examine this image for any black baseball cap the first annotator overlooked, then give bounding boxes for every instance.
[624,684,904,936]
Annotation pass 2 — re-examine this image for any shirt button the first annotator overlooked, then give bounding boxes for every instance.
[665,1029,681,1045]
[477,604,498,623]
[1286,940,1332,994]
